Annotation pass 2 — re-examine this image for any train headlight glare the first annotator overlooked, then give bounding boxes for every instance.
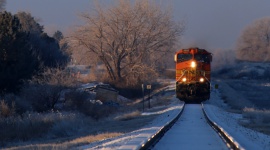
[199,77,204,82]
[182,77,187,82]
[191,61,196,68]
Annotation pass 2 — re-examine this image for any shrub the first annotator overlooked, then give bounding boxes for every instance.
[64,90,92,110]
[31,67,77,87]
[0,100,15,118]
[2,94,31,114]
[263,67,270,79]
[80,102,118,120]
[0,111,83,146]
[242,107,270,124]
[217,82,254,110]
[20,84,64,112]
[116,86,142,99]
[63,90,117,120]
[20,67,78,112]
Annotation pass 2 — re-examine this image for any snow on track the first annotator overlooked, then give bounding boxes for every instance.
[80,99,184,150]
[152,104,228,150]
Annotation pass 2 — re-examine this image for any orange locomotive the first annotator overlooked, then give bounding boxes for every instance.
[175,47,212,102]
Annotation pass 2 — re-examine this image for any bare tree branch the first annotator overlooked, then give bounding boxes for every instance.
[236,17,270,62]
[0,0,6,12]
[69,0,185,86]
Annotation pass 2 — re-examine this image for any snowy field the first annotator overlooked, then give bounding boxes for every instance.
[79,81,270,150]
[204,90,270,149]
[220,79,270,109]
[213,61,270,109]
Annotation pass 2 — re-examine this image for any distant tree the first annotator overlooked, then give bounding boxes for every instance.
[0,0,6,12]
[36,32,68,67]
[236,17,270,62]
[53,30,63,42]
[69,0,184,86]
[212,49,236,70]
[53,30,72,62]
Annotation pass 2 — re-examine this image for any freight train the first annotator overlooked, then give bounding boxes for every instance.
[175,47,212,103]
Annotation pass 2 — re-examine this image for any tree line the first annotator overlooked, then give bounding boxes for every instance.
[0,11,69,93]
[0,0,185,95]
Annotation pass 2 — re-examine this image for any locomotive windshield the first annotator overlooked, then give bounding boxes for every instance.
[177,54,192,62]
[194,54,212,63]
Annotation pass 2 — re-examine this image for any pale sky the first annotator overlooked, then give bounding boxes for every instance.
[6,0,270,50]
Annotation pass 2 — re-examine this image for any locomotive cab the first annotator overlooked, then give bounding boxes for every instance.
[175,48,212,103]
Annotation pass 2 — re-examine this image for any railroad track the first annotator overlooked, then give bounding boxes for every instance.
[141,103,243,150]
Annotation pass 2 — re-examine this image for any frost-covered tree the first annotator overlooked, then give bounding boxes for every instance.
[0,11,69,93]
[16,12,69,68]
[236,17,270,62]
[53,30,70,58]
[15,11,43,35]
[53,30,64,42]
[69,0,184,86]
[0,0,6,12]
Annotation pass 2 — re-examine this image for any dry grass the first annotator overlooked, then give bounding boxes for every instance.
[7,132,122,150]
[217,81,254,111]
[3,95,173,150]
[79,72,97,83]
[240,107,270,135]
[114,110,141,121]
[217,80,270,135]
[242,108,270,123]
[0,100,16,118]
[2,81,173,149]
[5,111,159,150]
[0,112,80,147]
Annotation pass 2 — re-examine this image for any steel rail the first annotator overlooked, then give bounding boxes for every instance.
[140,103,244,150]
[201,103,244,150]
[139,103,185,150]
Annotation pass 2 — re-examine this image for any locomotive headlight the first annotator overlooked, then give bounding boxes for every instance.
[199,77,204,82]
[191,61,196,68]
[182,77,187,82]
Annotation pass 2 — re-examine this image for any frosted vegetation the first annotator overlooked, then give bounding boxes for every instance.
[0,87,173,149]
[0,0,180,148]
[212,53,270,135]
[210,17,270,135]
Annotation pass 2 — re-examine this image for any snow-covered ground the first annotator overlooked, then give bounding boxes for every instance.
[153,104,228,150]
[204,90,270,150]
[79,82,270,150]
[80,98,184,150]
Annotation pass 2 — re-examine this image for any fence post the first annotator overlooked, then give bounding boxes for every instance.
[142,84,144,112]
[147,85,151,109]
